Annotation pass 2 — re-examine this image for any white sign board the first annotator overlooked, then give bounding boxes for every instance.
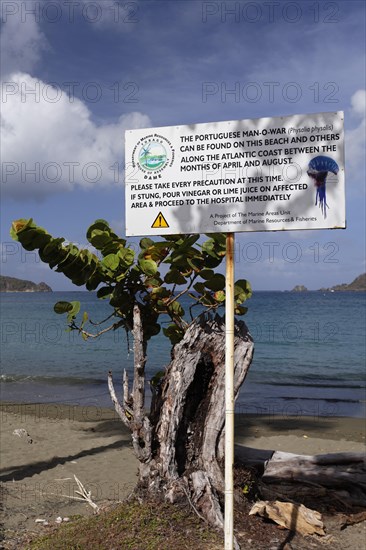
[125,112,345,236]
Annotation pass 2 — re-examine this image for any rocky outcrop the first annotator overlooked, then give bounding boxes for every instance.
[319,273,366,292]
[291,285,308,292]
[0,275,52,292]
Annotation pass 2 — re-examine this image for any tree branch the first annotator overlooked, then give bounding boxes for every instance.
[108,370,132,429]
[123,368,131,407]
[70,318,126,339]
[88,311,116,326]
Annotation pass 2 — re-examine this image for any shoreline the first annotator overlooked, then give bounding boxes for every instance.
[1,401,366,434]
[1,376,365,419]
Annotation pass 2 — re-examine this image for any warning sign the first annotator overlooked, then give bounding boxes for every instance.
[151,212,169,229]
[125,112,345,236]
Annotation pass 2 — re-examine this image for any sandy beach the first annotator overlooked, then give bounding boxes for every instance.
[1,402,365,547]
[0,403,139,540]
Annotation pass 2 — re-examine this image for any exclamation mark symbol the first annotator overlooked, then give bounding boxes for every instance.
[151,212,169,228]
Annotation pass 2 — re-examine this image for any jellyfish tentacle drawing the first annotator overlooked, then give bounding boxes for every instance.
[307,156,339,219]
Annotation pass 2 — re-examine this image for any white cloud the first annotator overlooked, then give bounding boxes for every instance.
[346,89,366,189]
[350,89,366,117]
[79,0,139,31]
[0,0,48,77]
[1,72,151,200]
[0,3,151,201]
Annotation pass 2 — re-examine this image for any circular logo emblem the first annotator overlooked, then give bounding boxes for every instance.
[131,133,175,179]
[138,141,167,172]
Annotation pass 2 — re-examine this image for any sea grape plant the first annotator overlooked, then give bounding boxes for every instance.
[10,218,252,344]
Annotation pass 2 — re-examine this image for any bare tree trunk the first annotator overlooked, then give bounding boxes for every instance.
[141,314,253,528]
[109,304,152,464]
[108,311,254,530]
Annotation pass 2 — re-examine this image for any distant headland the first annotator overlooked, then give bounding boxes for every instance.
[291,273,366,292]
[0,275,52,292]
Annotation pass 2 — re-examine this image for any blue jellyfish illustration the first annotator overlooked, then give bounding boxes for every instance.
[307,156,339,219]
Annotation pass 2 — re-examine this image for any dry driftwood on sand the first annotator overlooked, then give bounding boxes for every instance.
[235,446,366,509]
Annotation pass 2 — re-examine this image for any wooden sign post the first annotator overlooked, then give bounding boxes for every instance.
[225,232,235,549]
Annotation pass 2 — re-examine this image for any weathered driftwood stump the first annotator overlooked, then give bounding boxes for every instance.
[235,446,366,510]
[109,308,254,529]
[261,450,366,509]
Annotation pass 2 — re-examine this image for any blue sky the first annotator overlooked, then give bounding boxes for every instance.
[1,0,365,291]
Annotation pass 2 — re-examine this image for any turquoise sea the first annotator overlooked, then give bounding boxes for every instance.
[0,291,365,418]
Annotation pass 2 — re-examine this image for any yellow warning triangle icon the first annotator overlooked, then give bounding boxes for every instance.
[151,212,169,229]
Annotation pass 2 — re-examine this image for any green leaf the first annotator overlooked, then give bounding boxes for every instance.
[85,271,104,291]
[187,257,205,272]
[32,232,52,249]
[80,311,89,332]
[151,241,171,250]
[13,228,46,251]
[109,285,131,309]
[67,301,81,322]
[199,269,214,280]
[203,256,222,269]
[193,282,205,294]
[210,233,227,246]
[97,286,113,299]
[138,258,158,276]
[115,270,129,283]
[145,323,161,339]
[234,305,248,315]
[54,301,80,322]
[214,290,226,302]
[55,245,79,271]
[234,279,252,302]
[102,254,120,271]
[118,247,135,267]
[151,287,171,299]
[38,238,65,263]
[163,324,185,345]
[10,218,34,240]
[66,255,98,286]
[145,277,162,288]
[182,235,200,248]
[140,237,154,249]
[86,219,111,241]
[54,301,74,314]
[201,234,227,259]
[99,242,119,257]
[169,300,184,316]
[180,266,193,277]
[199,292,217,306]
[89,230,112,249]
[204,274,226,291]
[167,252,185,264]
[201,241,219,259]
[140,242,169,263]
[164,269,186,285]
[60,257,87,279]
[164,235,183,242]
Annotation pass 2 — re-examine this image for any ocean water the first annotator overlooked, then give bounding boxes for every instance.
[0,291,365,418]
